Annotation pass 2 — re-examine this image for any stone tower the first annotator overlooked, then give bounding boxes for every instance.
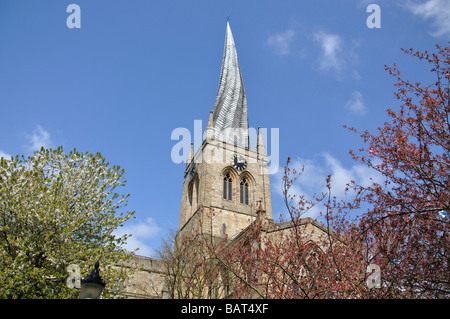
[178,22,272,240]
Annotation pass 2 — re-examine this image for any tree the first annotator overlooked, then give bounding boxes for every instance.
[155,228,194,299]
[155,210,230,299]
[347,44,450,298]
[0,146,135,298]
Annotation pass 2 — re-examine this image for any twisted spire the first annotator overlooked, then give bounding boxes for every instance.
[211,21,249,149]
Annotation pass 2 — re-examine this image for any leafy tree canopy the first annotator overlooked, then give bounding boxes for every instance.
[0,146,135,298]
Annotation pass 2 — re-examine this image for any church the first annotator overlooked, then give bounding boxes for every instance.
[121,22,329,299]
[177,20,273,242]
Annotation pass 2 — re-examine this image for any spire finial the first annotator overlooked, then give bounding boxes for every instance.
[205,111,215,141]
[257,126,266,158]
[186,142,194,168]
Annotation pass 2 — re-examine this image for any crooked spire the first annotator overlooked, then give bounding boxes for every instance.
[211,21,249,150]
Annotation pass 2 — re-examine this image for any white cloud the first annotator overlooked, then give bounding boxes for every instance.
[404,0,450,37]
[0,150,12,160]
[273,153,383,219]
[114,217,161,257]
[345,91,367,115]
[312,31,361,79]
[25,125,53,152]
[313,31,344,73]
[266,29,295,56]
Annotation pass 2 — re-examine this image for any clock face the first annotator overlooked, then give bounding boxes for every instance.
[231,154,247,171]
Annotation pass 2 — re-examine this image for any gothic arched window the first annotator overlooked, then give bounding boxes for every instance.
[188,182,193,205]
[240,177,249,205]
[188,175,199,207]
[223,173,232,201]
[195,177,199,206]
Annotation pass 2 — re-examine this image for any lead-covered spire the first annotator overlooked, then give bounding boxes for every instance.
[211,21,249,149]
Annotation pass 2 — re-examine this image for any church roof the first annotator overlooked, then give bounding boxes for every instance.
[211,21,249,150]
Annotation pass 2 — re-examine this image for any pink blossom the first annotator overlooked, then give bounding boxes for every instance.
[369,148,379,157]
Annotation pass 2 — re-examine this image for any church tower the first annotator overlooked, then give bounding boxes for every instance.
[178,22,272,240]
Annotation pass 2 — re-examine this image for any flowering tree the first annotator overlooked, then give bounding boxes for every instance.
[347,44,450,298]
[0,147,135,298]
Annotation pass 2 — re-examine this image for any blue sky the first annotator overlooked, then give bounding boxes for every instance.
[0,0,449,256]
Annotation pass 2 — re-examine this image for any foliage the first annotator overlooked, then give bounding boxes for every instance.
[0,147,135,298]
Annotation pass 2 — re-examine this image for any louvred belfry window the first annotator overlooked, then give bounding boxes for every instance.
[240,178,249,205]
[223,173,232,201]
